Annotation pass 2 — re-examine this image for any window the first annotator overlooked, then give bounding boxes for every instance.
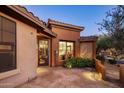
[0,16,16,73]
[59,41,74,61]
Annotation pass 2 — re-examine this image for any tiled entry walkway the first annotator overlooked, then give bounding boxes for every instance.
[19,67,121,88]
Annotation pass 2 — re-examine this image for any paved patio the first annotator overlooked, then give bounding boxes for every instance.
[105,63,123,87]
[18,66,122,88]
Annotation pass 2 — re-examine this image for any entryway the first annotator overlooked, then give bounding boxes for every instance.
[38,39,49,66]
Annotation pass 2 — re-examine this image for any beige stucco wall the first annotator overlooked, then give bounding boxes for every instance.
[119,65,124,84]
[80,42,93,59]
[80,41,96,59]
[0,12,38,87]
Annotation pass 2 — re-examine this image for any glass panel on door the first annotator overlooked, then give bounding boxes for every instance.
[38,40,49,66]
[59,41,74,61]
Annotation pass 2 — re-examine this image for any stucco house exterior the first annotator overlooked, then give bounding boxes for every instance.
[0,5,97,87]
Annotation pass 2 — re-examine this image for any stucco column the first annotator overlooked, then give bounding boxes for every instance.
[119,64,124,85]
[51,38,58,67]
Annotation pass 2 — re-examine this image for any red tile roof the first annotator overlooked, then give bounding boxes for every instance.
[6,5,56,37]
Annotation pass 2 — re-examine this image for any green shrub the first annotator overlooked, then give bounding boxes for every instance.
[64,57,76,68]
[64,61,73,69]
[77,58,95,67]
[64,57,95,69]
[76,57,86,67]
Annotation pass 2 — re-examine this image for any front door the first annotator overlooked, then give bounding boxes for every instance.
[38,39,49,66]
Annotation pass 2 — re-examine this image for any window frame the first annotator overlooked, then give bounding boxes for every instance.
[0,15,17,73]
[59,40,75,61]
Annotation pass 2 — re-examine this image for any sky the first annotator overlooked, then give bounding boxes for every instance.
[25,5,115,36]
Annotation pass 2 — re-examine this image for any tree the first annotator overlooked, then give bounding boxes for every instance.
[96,35,112,53]
[98,5,124,53]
